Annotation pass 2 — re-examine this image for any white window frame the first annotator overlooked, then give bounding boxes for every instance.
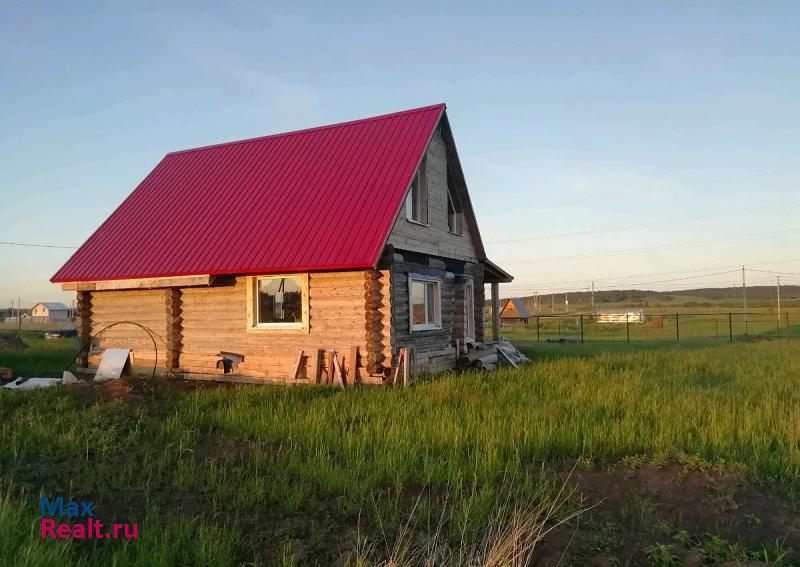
[405,156,428,225]
[408,273,442,332]
[447,188,463,235]
[247,274,309,333]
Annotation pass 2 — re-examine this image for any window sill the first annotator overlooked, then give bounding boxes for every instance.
[447,230,463,236]
[405,218,429,227]
[411,324,442,333]
[247,324,307,334]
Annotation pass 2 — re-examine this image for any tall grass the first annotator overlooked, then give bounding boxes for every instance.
[0,341,798,563]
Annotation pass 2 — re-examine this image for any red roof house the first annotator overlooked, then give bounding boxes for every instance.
[55,104,511,382]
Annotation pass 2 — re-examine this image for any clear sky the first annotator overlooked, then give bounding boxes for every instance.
[2,1,799,307]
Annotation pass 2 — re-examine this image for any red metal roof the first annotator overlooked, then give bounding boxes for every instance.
[52,104,446,283]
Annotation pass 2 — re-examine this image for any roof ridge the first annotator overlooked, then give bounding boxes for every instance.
[166,103,446,157]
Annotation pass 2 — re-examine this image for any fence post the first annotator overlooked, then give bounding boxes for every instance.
[536,316,540,343]
[787,312,791,341]
[728,312,733,343]
[580,314,584,343]
[675,313,680,342]
[626,314,630,343]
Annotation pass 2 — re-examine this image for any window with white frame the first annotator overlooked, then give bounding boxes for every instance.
[447,188,463,234]
[252,275,305,329]
[409,274,441,331]
[405,156,428,224]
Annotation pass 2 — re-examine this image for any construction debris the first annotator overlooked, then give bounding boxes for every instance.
[3,377,62,390]
[457,339,529,371]
[496,338,530,366]
[95,348,131,382]
[62,371,79,385]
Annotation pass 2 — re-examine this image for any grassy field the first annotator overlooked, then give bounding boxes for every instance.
[1,335,799,565]
[0,333,76,376]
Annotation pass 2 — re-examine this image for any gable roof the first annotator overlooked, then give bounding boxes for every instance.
[33,302,69,311]
[52,104,449,283]
[500,298,530,319]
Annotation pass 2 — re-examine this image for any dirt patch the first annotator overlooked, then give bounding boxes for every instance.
[0,334,27,351]
[535,463,799,565]
[66,375,242,405]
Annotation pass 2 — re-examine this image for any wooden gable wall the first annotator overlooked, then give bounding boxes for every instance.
[384,126,482,262]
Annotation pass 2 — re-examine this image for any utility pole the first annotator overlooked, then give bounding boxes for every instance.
[591,281,595,314]
[777,276,782,322]
[17,297,21,337]
[565,292,569,313]
[551,293,555,314]
[742,266,748,311]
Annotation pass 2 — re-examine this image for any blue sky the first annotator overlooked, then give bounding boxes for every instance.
[2,1,799,306]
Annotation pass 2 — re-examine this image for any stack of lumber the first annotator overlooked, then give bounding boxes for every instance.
[457,345,499,371]
[456,339,529,372]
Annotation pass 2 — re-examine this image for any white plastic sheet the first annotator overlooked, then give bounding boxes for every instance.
[94,348,131,382]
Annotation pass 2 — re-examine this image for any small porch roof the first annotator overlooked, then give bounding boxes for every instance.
[482,259,513,284]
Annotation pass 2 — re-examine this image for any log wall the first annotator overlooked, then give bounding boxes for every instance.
[386,256,484,373]
[176,270,391,381]
[88,289,169,371]
[79,270,392,382]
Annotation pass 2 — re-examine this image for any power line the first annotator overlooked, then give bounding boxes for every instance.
[501,258,800,294]
[0,241,78,249]
[487,197,800,245]
[499,228,800,264]
[748,268,800,277]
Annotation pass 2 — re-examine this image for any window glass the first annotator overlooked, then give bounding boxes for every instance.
[405,174,419,221]
[447,190,462,234]
[405,157,427,223]
[411,280,426,325]
[410,277,441,330]
[257,277,302,325]
[425,282,436,321]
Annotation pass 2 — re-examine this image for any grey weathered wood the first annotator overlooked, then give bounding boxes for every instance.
[491,282,500,341]
[384,129,481,262]
[497,348,518,368]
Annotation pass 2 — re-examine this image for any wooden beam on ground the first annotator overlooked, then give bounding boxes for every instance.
[390,349,403,387]
[332,351,345,388]
[325,350,334,385]
[497,348,518,368]
[348,346,359,385]
[401,347,411,387]
[291,350,305,380]
[311,349,323,383]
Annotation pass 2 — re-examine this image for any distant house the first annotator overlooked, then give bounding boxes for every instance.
[52,104,513,383]
[500,298,530,324]
[30,302,70,322]
[596,309,645,324]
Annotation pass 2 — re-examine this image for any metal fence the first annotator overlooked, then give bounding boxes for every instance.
[499,312,795,343]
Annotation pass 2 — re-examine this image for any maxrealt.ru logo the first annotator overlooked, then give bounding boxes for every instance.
[40,496,138,540]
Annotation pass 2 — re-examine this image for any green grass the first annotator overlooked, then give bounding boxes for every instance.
[1,339,799,564]
[0,334,77,377]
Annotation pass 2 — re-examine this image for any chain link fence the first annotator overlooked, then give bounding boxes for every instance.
[499,312,795,343]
